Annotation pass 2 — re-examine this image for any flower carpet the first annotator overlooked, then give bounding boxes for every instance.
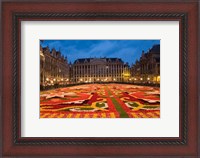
[40,84,160,118]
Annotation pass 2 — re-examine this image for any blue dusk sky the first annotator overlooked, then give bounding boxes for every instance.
[40,40,160,65]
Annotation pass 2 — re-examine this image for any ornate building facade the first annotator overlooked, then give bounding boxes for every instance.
[40,44,160,87]
[130,44,160,84]
[71,58,130,83]
[40,46,70,86]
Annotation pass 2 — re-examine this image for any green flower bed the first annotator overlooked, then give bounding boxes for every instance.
[80,107,94,110]
[96,103,105,108]
[128,102,139,107]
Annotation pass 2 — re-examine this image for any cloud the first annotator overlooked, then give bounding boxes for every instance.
[107,47,138,64]
[87,41,118,56]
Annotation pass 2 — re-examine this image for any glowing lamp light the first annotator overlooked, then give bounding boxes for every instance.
[140,78,143,81]
[46,78,49,81]
[53,78,56,81]
[147,77,150,80]
[157,76,160,82]
[123,73,130,77]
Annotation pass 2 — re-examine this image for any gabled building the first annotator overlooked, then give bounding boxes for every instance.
[40,46,70,86]
[131,44,160,83]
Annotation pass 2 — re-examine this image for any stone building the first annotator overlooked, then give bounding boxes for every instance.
[40,44,159,86]
[71,58,130,83]
[40,46,70,86]
[131,44,160,83]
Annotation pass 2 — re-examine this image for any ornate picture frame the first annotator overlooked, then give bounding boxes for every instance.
[1,1,199,157]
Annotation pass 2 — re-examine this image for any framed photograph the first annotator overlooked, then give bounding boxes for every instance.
[39,39,160,119]
[1,0,199,157]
